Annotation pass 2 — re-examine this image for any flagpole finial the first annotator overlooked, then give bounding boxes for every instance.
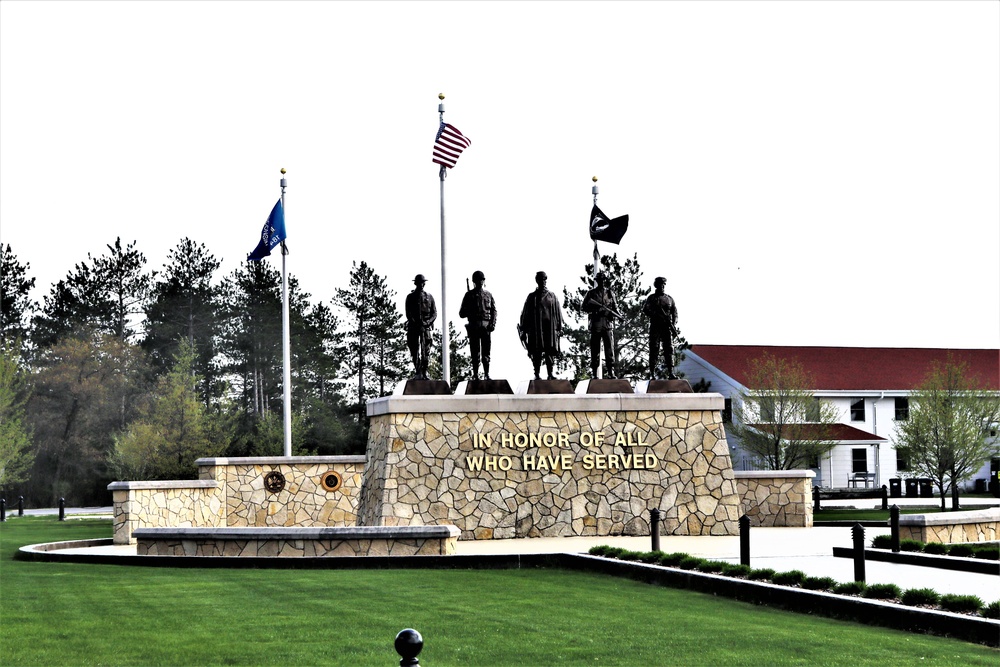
[592,176,598,182]
[592,176,599,199]
[281,168,286,174]
[439,93,445,100]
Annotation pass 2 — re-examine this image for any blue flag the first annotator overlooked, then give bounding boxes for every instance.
[248,199,286,261]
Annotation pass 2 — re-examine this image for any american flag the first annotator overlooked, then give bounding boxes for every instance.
[432,122,472,168]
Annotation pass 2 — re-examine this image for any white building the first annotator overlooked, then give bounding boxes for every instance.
[675,345,999,490]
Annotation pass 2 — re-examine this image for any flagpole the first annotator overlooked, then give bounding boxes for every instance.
[591,176,603,379]
[280,168,292,457]
[438,94,451,387]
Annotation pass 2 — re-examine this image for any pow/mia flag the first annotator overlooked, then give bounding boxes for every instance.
[589,204,629,244]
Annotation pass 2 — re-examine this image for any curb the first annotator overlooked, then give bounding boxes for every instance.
[832,546,999,575]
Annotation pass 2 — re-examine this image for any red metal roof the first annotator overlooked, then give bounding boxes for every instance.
[749,423,886,442]
[690,345,1000,391]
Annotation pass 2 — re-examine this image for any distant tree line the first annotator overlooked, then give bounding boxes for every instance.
[0,240,687,507]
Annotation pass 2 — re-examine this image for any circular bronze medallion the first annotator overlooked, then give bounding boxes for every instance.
[320,471,343,493]
[263,471,285,494]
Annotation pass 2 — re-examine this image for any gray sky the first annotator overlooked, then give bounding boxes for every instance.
[2,1,997,382]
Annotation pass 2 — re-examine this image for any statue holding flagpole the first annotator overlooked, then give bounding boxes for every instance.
[586,176,629,379]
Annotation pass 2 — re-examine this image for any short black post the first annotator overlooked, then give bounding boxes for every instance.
[18,496,24,517]
[394,628,423,666]
[739,514,751,566]
[649,508,661,552]
[880,484,888,511]
[813,486,821,512]
[1,498,5,522]
[59,498,66,521]
[889,504,900,553]
[852,523,866,583]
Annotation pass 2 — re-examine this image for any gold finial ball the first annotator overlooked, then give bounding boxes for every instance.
[439,93,445,100]
[280,168,286,174]
[592,176,598,182]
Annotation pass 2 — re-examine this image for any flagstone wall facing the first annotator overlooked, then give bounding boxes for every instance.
[733,470,815,528]
[360,394,744,539]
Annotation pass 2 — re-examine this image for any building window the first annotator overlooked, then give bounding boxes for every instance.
[852,448,868,473]
[805,398,821,421]
[896,451,908,472]
[894,397,909,421]
[850,399,865,422]
[722,398,732,423]
[759,397,775,422]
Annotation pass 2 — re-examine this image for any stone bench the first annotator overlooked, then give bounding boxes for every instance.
[898,507,999,544]
[133,525,461,557]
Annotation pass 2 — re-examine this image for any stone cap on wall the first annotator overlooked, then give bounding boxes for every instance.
[367,392,724,417]
[133,525,462,540]
[733,470,816,480]
[194,456,368,466]
[108,480,219,491]
[898,507,1000,526]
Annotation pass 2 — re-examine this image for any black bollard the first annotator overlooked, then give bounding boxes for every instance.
[394,629,423,666]
[880,485,888,511]
[889,504,900,553]
[1,498,5,522]
[59,498,66,521]
[852,523,866,583]
[739,514,751,566]
[649,508,661,552]
[813,486,821,512]
[18,496,24,517]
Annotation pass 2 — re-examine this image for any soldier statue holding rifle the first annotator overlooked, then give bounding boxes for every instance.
[405,274,437,380]
[642,276,678,380]
[459,270,497,380]
[582,272,622,378]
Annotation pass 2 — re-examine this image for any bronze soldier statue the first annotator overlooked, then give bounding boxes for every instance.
[642,276,678,379]
[519,271,563,380]
[459,270,497,380]
[405,274,437,380]
[582,272,621,378]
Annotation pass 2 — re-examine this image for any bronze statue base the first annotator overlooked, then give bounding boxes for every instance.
[462,379,514,395]
[401,380,453,396]
[523,379,574,395]
[645,379,693,394]
[581,379,634,394]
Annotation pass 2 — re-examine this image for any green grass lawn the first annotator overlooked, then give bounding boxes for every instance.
[1,517,997,666]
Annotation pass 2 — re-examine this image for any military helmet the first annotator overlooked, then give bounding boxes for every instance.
[472,270,485,282]
[414,274,427,284]
[654,276,666,288]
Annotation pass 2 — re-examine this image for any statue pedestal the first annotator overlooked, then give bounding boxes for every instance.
[361,392,740,539]
[455,379,514,395]
[395,379,452,395]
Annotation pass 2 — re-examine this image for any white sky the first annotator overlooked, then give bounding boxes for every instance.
[1,1,998,383]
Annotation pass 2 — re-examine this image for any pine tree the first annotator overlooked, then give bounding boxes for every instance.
[0,244,37,350]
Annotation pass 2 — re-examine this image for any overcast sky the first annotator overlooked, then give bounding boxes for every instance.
[2,1,997,382]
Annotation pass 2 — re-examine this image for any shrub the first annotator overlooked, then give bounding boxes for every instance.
[982,601,1000,619]
[871,534,892,549]
[971,544,999,560]
[588,545,612,557]
[748,568,775,581]
[946,543,974,558]
[658,552,688,567]
[678,556,705,570]
[922,542,947,555]
[638,551,662,564]
[862,583,901,600]
[801,576,837,591]
[719,563,751,577]
[832,581,866,596]
[771,570,806,587]
[900,588,940,606]
[899,539,923,552]
[939,594,983,614]
[695,560,726,573]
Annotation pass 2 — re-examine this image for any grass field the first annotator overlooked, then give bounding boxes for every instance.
[1,517,997,666]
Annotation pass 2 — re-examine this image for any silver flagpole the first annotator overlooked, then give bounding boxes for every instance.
[280,168,292,457]
[592,176,602,379]
[438,94,450,386]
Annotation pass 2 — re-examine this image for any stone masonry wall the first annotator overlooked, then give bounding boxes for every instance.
[734,471,815,527]
[109,482,224,545]
[899,509,999,543]
[361,394,742,539]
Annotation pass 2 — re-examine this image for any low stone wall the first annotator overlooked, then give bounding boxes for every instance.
[362,393,742,539]
[108,481,223,545]
[734,470,814,527]
[108,456,365,545]
[134,525,461,557]
[898,508,1000,543]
